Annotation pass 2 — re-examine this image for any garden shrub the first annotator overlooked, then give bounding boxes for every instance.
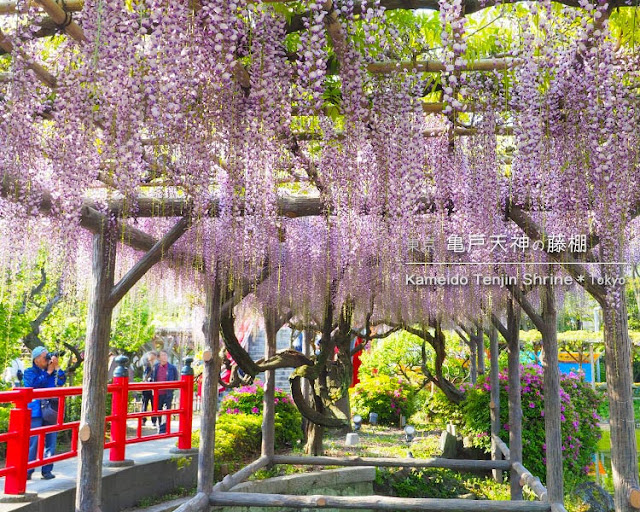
[350,374,416,426]
[192,384,302,476]
[459,365,602,484]
[219,382,302,450]
[417,389,463,429]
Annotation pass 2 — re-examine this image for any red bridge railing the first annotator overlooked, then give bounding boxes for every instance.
[0,356,195,495]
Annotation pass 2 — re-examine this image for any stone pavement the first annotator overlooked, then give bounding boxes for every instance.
[0,415,201,512]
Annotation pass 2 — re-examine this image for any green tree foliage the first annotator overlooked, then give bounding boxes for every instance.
[109,289,156,358]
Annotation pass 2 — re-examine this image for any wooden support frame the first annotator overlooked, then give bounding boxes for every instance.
[209,492,553,511]
[489,324,503,483]
[74,217,191,511]
[212,456,272,493]
[107,215,192,308]
[271,455,511,471]
[262,308,277,459]
[506,298,523,501]
[196,278,222,495]
[76,223,117,511]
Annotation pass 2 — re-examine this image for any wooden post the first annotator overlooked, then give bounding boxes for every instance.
[507,298,523,501]
[602,293,640,512]
[262,308,277,459]
[489,324,502,483]
[302,329,313,438]
[197,278,221,494]
[76,225,116,512]
[469,338,478,385]
[540,282,563,504]
[477,326,485,376]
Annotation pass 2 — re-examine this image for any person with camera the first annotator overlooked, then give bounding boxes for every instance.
[23,346,66,480]
[141,351,157,427]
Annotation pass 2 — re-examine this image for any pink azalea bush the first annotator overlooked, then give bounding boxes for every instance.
[460,365,602,484]
[219,381,301,448]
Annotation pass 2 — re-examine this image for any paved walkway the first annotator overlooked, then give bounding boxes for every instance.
[0,415,201,511]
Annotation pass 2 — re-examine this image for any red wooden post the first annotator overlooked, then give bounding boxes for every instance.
[5,388,33,495]
[109,356,130,462]
[177,357,194,450]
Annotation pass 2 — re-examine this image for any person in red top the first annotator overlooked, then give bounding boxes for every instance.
[218,355,232,396]
[152,350,178,434]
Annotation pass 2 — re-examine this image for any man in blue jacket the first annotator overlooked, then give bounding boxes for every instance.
[152,350,178,434]
[23,346,66,480]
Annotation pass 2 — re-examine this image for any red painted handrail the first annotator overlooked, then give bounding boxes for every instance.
[1,364,194,495]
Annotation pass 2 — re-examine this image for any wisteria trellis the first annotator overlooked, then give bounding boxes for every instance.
[1,0,640,509]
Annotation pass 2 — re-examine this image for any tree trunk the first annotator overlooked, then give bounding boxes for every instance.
[489,324,502,483]
[305,393,325,456]
[602,292,640,512]
[540,282,563,504]
[507,299,523,501]
[75,226,116,512]
[197,279,221,494]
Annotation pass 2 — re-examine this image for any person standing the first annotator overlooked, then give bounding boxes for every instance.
[23,346,66,480]
[152,350,178,434]
[141,351,158,427]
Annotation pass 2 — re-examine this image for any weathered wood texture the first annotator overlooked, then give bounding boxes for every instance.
[476,326,485,375]
[262,308,277,459]
[172,492,209,512]
[602,292,640,512]
[107,216,191,308]
[271,455,511,470]
[75,225,117,512]
[507,298,523,501]
[512,462,548,502]
[197,279,221,495]
[212,456,271,493]
[540,283,563,504]
[509,281,563,504]
[489,324,503,483]
[492,434,510,459]
[209,492,552,511]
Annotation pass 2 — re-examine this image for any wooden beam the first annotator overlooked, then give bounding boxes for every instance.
[368,57,523,74]
[271,455,511,471]
[210,492,552,511]
[107,215,192,308]
[285,0,629,34]
[491,433,510,459]
[76,223,117,512]
[211,456,271,493]
[0,0,83,14]
[512,462,548,502]
[0,28,57,88]
[33,0,86,42]
[172,492,209,512]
